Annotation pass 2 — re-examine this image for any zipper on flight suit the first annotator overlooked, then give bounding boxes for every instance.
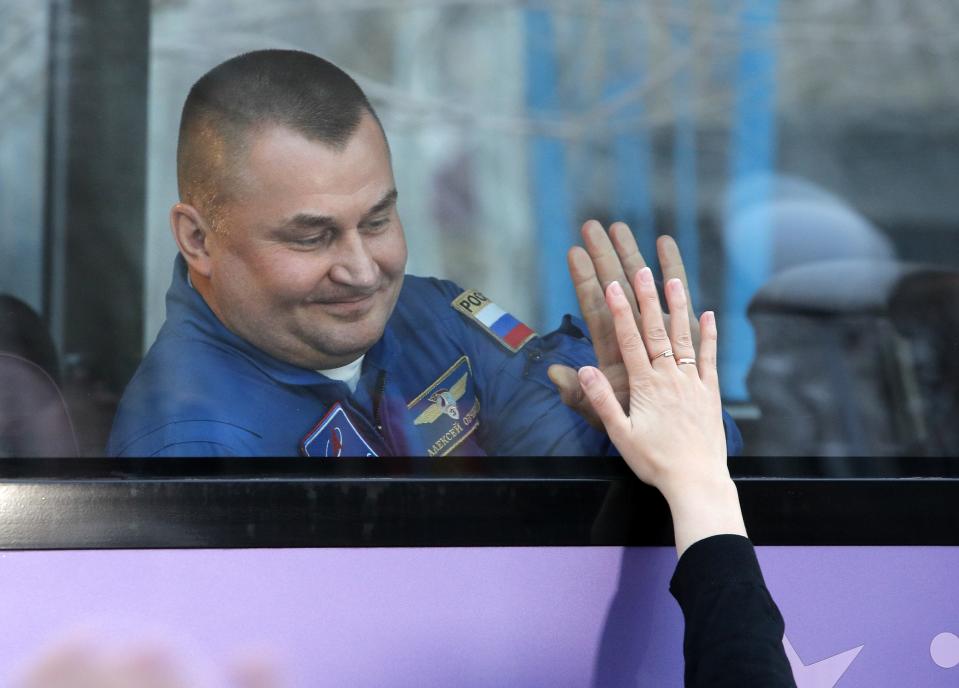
[372,370,387,434]
[340,370,391,456]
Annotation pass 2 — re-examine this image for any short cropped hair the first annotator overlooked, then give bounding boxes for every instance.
[176,49,381,226]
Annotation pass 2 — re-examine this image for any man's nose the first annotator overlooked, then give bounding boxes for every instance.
[329,231,378,288]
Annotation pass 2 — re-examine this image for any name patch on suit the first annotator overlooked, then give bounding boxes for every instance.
[300,403,378,457]
[452,288,536,353]
[408,356,480,457]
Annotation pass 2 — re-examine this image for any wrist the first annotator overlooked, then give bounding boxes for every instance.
[661,474,737,511]
[664,479,747,557]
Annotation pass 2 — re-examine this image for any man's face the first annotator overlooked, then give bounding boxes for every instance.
[199,114,407,370]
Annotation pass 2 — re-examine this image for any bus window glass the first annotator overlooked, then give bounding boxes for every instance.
[2,1,958,461]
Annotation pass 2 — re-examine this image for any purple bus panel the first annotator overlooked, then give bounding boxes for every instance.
[1,546,957,686]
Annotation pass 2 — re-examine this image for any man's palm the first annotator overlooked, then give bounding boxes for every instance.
[548,221,699,429]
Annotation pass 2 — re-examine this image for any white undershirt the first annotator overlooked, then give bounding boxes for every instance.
[318,355,365,394]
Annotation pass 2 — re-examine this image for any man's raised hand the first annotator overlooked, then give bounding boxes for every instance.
[548,220,699,429]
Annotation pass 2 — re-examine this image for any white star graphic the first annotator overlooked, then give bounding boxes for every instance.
[783,635,863,688]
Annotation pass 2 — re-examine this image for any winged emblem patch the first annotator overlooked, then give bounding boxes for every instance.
[414,372,469,425]
[407,356,480,457]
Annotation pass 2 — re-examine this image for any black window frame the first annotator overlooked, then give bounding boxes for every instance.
[2,457,957,550]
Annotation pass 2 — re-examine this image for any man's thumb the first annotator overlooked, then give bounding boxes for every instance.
[547,364,586,408]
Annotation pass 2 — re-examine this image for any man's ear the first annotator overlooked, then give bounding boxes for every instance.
[170,202,215,278]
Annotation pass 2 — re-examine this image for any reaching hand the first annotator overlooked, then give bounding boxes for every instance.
[548,220,699,430]
[575,267,746,555]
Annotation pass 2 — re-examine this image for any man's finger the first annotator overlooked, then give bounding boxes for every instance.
[577,366,629,439]
[582,220,640,320]
[609,222,648,296]
[547,364,586,408]
[568,246,620,366]
[657,235,697,319]
[548,364,606,430]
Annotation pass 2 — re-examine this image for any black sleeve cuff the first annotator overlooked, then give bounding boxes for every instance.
[669,534,764,603]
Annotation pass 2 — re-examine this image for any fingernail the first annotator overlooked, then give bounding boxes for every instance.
[607,280,624,298]
[639,267,653,284]
[578,366,598,385]
[704,311,715,327]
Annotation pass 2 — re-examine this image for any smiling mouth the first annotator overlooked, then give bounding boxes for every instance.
[311,293,380,315]
[314,292,377,306]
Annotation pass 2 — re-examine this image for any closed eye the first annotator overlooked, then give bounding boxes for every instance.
[362,217,391,232]
[290,232,332,248]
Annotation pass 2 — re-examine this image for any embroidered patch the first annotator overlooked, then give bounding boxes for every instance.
[451,288,536,352]
[300,403,378,457]
[407,356,480,457]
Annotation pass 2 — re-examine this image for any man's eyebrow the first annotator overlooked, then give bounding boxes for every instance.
[362,188,398,219]
[274,189,397,233]
[275,213,337,233]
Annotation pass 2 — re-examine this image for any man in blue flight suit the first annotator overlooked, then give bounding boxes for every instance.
[107,49,741,457]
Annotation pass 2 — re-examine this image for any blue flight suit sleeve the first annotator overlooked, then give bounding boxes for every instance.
[110,418,262,457]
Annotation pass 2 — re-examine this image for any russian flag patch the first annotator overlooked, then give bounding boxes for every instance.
[452,288,536,352]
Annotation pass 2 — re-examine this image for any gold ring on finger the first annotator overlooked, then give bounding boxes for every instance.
[677,358,697,366]
[650,349,673,362]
